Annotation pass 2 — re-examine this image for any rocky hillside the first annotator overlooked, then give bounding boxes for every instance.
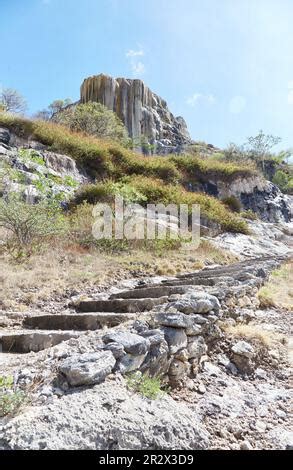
[0,115,291,229]
[80,74,192,154]
[0,110,292,451]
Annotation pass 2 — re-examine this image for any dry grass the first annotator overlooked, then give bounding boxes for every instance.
[222,323,284,348]
[0,239,236,311]
[258,262,293,310]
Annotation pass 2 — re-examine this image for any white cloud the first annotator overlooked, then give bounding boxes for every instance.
[229,96,246,114]
[126,49,144,58]
[186,93,216,107]
[126,47,145,76]
[186,93,202,106]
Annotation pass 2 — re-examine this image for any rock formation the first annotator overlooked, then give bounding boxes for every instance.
[80,74,192,154]
[187,175,292,223]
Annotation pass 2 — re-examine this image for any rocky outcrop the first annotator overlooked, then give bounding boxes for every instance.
[0,127,86,203]
[80,74,192,154]
[211,220,292,259]
[188,175,292,223]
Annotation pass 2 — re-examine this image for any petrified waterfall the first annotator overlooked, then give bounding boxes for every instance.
[80,74,192,154]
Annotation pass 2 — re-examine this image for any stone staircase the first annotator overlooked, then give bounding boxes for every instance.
[0,256,285,355]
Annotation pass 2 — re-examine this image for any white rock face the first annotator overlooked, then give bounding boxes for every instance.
[80,74,192,154]
[210,220,293,259]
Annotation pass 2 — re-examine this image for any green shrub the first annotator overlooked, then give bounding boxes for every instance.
[0,375,26,417]
[18,148,45,166]
[126,372,164,399]
[73,183,113,205]
[0,196,67,258]
[54,102,128,145]
[272,170,293,194]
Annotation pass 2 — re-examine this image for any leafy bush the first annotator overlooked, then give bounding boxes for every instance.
[272,170,293,194]
[54,102,128,145]
[0,196,67,258]
[18,148,46,166]
[126,372,164,399]
[0,375,26,417]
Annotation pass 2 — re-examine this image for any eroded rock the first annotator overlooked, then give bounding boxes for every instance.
[59,351,115,387]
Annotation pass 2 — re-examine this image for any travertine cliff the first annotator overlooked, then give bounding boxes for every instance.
[80,74,192,154]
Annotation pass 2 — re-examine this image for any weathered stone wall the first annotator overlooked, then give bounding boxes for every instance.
[58,292,221,389]
[56,256,285,390]
[80,74,192,154]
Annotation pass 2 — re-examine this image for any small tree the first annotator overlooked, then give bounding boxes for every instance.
[54,102,128,144]
[245,130,281,170]
[49,99,72,116]
[35,98,72,121]
[0,88,27,114]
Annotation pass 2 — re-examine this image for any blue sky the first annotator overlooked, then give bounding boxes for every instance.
[1,0,293,150]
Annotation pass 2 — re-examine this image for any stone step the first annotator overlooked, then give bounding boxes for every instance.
[23,313,136,330]
[138,276,234,290]
[76,297,168,313]
[161,277,222,287]
[110,285,192,300]
[173,266,259,280]
[174,259,280,280]
[0,330,81,353]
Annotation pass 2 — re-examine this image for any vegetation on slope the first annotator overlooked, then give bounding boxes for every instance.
[73,177,249,234]
[0,113,251,234]
[0,113,255,181]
